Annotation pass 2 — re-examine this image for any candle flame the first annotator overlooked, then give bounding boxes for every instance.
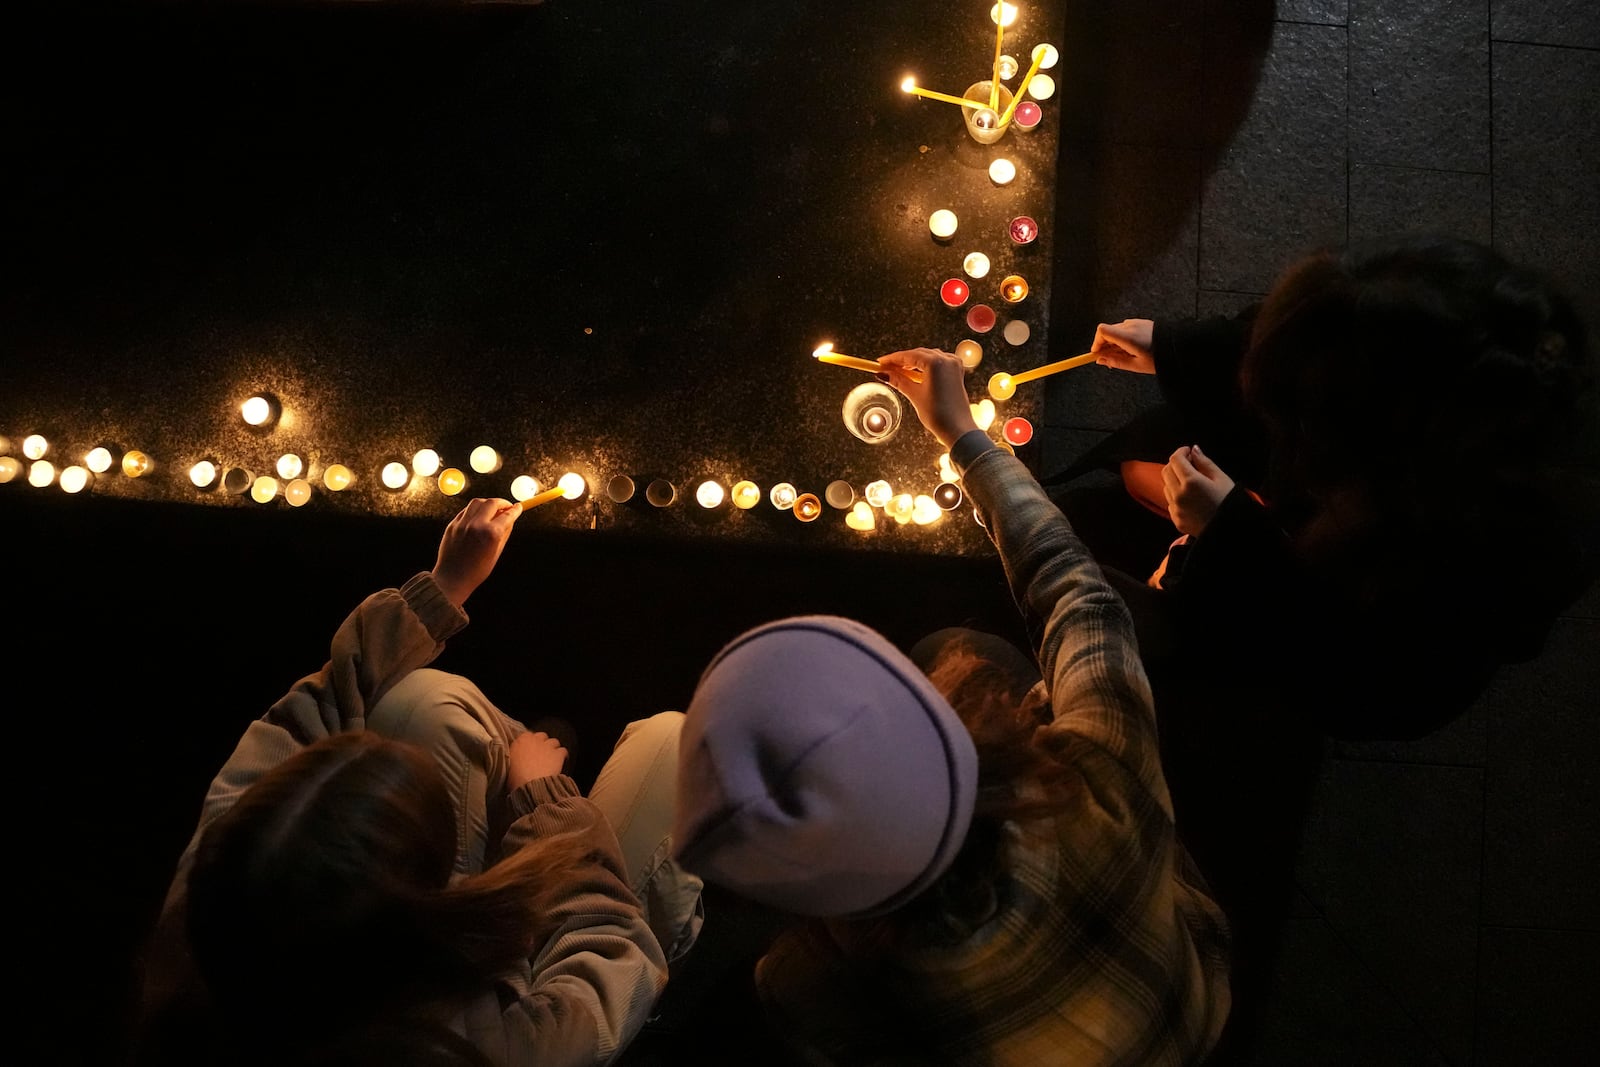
[900,76,916,93]
[812,342,835,358]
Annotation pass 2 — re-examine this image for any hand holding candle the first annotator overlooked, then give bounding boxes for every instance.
[813,343,923,383]
[987,351,1098,400]
[430,496,522,609]
[876,347,981,450]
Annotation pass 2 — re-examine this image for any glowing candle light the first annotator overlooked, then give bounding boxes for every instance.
[991,3,1018,27]
[511,475,541,501]
[988,351,1097,400]
[940,278,970,307]
[845,501,876,531]
[989,4,1006,108]
[1028,73,1056,100]
[989,158,1017,185]
[901,77,996,111]
[438,468,467,496]
[887,493,915,524]
[1033,43,1060,69]
[928,209,958,239]
[469,446,501,474]
[1004,416,1035,446]
[223,467,252,494]
[323,464,352,491]
[864,480,893,508]
[1009,216,1039,244]
[963,252,991,279]
[935,482,964,510]
[646,479,677,507]
[85,447,113,473]
[770,482,798,510]
[864,408,890,434]
[793,493,822,522]
[1000,274,1030,303]
[696,480,726,509]
[955,339,984,369]
[607,475,636,503]
[912,495,943,525]
[189,460,218,488]
[970,398,997,430]
[967,304,997,333]
[998,54,1019,80]
[0,456,22,483]
[22,434,48,460]
[825,481,856,509]
[121,450,151,478]
[241,395,273,426]
[1001,45,1048,126]
[813,342,884,375]
[1004,320,1032,345]
[28,460,56,487]
[381,461,410,490]
[731,480,761,509]
[412,449,442,477]
[559,472,587,499]
[276,453,304,480]
[938,453,960,483]
[250,476,279,503]
[1013,100,1043,131]
[285,479,312,507]
[59,465,90,494]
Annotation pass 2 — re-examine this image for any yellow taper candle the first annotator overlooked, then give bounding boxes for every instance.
[1000,47,1048,126]
[988,351,1097,400]
[813,344,925,383]
[901,77,988,109]
[990,14,1006,109]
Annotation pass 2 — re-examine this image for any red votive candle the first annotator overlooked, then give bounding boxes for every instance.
[1013,101,1042,130]
[1003,416,1034,446]
[967,303,997,333]
[940,278,970,307]
[1010,216,1039,244]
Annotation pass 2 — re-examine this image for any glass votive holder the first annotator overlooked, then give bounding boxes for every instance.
[962,81,1013,145]
[645,479,677,507]
[607,475,637,503]
[843,382,905,445]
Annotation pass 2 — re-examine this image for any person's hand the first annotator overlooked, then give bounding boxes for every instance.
[1163,445,1235,535]
[431,497,522,608]
[877,347,978,450]
[1092,318,1156,373]
[507,730,568,789]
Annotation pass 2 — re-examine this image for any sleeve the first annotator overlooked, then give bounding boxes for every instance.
[959,445,1168,805]
[484,777,669,1067]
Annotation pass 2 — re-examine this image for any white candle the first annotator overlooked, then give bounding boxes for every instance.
[845,501,877,531]
[864,480,893,508]
[929,209,958,239]
[22,434,48,460]
[469,446,500,474]
[412,448,442,477]
[912,495,943,525]
[85,447,112,473]
[59,465,90,494]
[276,453,304,480]
[998,54,1019,80]
[251,476,279,503]
[323,464,353,491]
[990,3,1017,27]
[241,395,272,426]
[511,475,540,501]
[770,482,798,510]
[955,340,984,369]
[696,480,726,508]
[285,479,312,507]
[28,460,56,487]
[1033,43,1059,69]
[1028,73,1056,100]
[1003,320,1032,345]
[189,460,218,488]
[988,158,1016,185]
[557,472,587,499]
[0,456,22,483]
[381,462,410,490]
[963,252,991,279]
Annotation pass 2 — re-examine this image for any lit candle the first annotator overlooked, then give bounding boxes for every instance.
[646,479,677,507]
[1028,73,1056,100]
[970,398,997,430]
[607,475,636,503]
[1004,416,1035,446]
[0,456,21,483]
[815,344,923,383]
[998,54,1019,80]
[990,3,1018,27]
[28,460,56,487]
[770,482,797,510]
[1000,45,1047,126]
[940,278,970,307]
[955,339,984,369]
[845,501,876,531]
[887,493,915,524]
[1000,274,1030,302]
[276,453,304,480]
[793,493,822,522]
[558,472,587,500]
[696,480,726,508]
[825,480,856,509]
[989,158,1017,185]
[85,447,112,473]
[864,480,893,508]
[521,485,567,510]
[901,77,996,111]
[285,479,312,507]
[988,351,1097,399]
[22,434,48,460]
[323,464,353,491]
[190,460,218,488]
[241,395,273,426]
[1013,100,1043,131]
[863,407,890,435]
[1003,320,1032,345]
[59,465,90,494]
[511,475,540,501]
[469,446,501,474]
[121,450,151,477]
[381,461,410,490]
[1033,43,1060,69]
[250,476,279,503]
[1009,215,1039,244]
[967,304,997,333]
[934,482,964,510]
[938,453,960,483]
[731,480,761,509]
[963,252,991,279]
[928,209,958,239]
[223,467,252,494]
[912,495,943,525]
[989,6,1005,108]
[438,468,467,496]
[412,449,442,477]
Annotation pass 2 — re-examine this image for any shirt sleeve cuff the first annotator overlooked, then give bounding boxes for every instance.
[507,774,582,818]
[950,429,999,476]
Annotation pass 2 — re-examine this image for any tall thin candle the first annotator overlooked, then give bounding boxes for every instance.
[813,344,924,383]
[1000,47,1047,126]
[990,12,1005,109]
[987,351,1097,400]
[901,78,988,109]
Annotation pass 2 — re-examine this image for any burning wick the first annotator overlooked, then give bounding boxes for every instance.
[988,351,1098,400]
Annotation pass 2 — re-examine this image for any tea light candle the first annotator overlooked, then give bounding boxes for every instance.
[412,449,442,477]
[1013,100,1042,130]
[190,460,218,488]
[934,482,964,510]
[731,480,761,509]
[607,475,636,503]
[646,479,677,507]
[929,209,958,239]
[22,434,48,460]
[241,395,273,426]
[250,476,279,503]
[438,468,467,496]
[793,494,822,522]
[1004,416,1035,446]
[963,252,991,279]
[989,351,1098,399]
[696,480,725,509]
[85,447,112,473]
[276,453,304,480]
[990,3,1017,27]
[967,304,997,333]
[955,339,984,369]
[770,482,798,510]
[971,398,997,430]
[1004,320,1032,345]
[888,493,916,524]
[28,460,56,487]
[0,456,21,483]
[558,472,587,500]
[1028,74,1056,100]
[989,158,1017,185]
[1033,43,1060,69]
[469,446,501,474]
[285,478,312,507]
[845,501,876,531]
[59,465,90,494]
[1000,275,1030,302]
[1009,216,1039,244]
[938,453,960,482]
[223,467,252,494]
[511,475,540,501]
[864,480,893,508]
[381,461,410,490]
[121,450,151,478]
[940,278,970,307]
[323,464,352,491]
[998,54,1019,80]
[912,495,943,525]
[825,480,855,509]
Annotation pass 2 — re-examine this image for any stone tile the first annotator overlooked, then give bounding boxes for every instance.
[1199,21,1347,294]
[1477,926,1600,1066]
[1492,42,1600,347]
[1349,164,1491,245]
[1081,144,1203,323]
[1481,616,1600,929]
[1292,758,1482,1066]
[1035,426,1110,480]
[1277,1,1348,24]
[1196,289,1264,319]
[1491,0,1600,50]
[1329,694,1486,766]
[1350,1,1491,172]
